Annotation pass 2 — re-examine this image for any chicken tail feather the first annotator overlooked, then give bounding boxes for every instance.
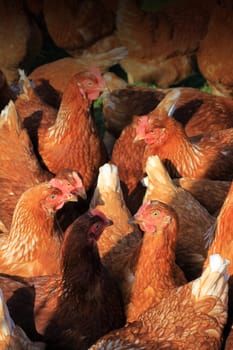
[192,253,229,305]
[90,163,121,208]
[0,100,22,135]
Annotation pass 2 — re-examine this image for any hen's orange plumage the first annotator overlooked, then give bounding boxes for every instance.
[0,210,125,350]
[142,155,215,281]
[136,89,233,181]
[126,200,186,323]
[36,70,107,190]
[0,177,82,277]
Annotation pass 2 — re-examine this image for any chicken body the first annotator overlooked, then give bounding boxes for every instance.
[0,70,16,111]
[90,163,142,306]
[35,70,107,190]
[137,90,233,181]
[142,155,215,280]
[126,200,186,323]
[0,210,125,349]
[0,180,79,277]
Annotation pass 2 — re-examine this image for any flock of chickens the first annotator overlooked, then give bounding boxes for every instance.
[0,0,233,349]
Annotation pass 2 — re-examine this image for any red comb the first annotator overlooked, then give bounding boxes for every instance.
[136,115,149,137]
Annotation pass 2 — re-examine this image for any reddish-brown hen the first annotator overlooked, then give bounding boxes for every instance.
[126,200,186,323]
[0,176,84,277]
[136,89,233,180]
[0,209,125,350]
[142,155,215,281]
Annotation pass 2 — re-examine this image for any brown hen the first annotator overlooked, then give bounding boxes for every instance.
[0,210,125,350]
[0,177,84,277]
[142,155,215,281]
[126,200,186,323]
[136,89,233,181]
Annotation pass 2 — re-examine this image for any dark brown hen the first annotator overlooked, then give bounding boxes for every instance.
[0,209,125,350]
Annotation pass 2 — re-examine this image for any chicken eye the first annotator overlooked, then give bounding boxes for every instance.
[152,211,159,216]
[86,80,93,86]
[50,194,57,200]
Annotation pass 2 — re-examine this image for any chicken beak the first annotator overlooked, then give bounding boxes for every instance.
[133,134,145,143]
[77,187,87,200]
[65,193,78,202]
[128,215,141,225]
[105,218,113,227]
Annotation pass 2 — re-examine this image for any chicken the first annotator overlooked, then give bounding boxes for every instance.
[0,209,125,350]
[0,1,42,83]
[142,155,215,280]
[115,0,212,86]
[103,85,233,139]
[136,89,233,181]
[0,100,86,230]
[43,0,116,55]
[89,254,229,350]
[29,47,128,101]
[197,2,233,98]
[15,68,108,191]
[173,178,231,216]
[0,288,45,350]
[90,163,142,306]
[0,175,85,277]
[125,200,186,323]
